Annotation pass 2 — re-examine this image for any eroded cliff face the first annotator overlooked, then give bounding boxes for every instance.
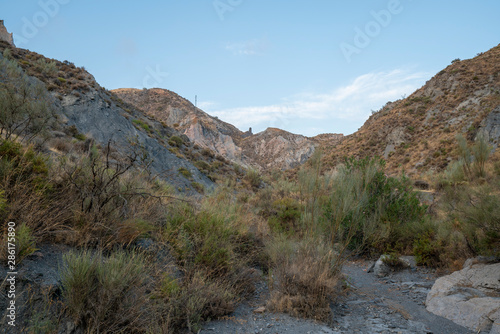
[240,128,318,170]
[113,88,249,165]
[112,88,341,170]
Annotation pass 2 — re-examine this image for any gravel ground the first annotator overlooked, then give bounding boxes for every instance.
[200,259,473,334]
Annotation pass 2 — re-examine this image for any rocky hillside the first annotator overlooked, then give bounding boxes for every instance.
[113,88,343,170]
[321,44,500,175]
[113,88,248,165]
[239,127,316,170]
[0,41,246,193]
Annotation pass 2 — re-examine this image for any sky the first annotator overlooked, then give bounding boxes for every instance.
[1,1,500,136]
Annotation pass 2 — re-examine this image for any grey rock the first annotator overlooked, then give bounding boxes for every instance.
[57,87,214,194]
[481,105,500,149]
[426,259,500,333]
[369,255,413,277]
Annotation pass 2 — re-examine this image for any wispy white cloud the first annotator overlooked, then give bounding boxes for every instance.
[206,69,430,135]
[225,38,269,56]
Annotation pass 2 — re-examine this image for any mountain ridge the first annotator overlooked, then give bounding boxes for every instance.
[113,87,344,170]
[319,44,500,175]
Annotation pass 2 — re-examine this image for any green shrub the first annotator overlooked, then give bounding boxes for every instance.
[178,167,192,179]
[245,168,261,188]
[74,132,86,141]
[268,198,301,234]
[35,58,58,76]
[191,182,205,194]
[322,157,427,253]
[194,160,211,172]
[2,48,12,59]
[16,224,37,261]
[441,183,500,256]
[437,160,466,187]
[0,57,56,141]
[0,140,49,188]
[457,131,492,180]
[0,189,7,214]
[168,135,184,147]
[381,252,407,270]
[159,273,180,297]
[61,250,149,333]
[413,233,440,266]
[160,194,263,331]
[132,119,151,132]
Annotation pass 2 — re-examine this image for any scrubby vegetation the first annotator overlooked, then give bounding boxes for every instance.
[1,39,499,333]
[1,99,498,333]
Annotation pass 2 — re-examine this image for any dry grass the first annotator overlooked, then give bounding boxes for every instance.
[266,237,341,321]
[0,42,95,94]
[61,249,151,333]
[156,188,266,332]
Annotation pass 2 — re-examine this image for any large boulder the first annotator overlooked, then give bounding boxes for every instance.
[426,258,500,333]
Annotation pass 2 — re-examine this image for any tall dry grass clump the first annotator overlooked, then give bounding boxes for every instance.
[158,188,265,332]
[266,237,340,321]
[61,249,150,333]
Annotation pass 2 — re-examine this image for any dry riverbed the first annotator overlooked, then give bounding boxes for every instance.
[200,259,472,334]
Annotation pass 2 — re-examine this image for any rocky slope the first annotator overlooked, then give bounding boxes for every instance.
[239,127,316,170]
[321,44,500,175]
[112,88,247,165]
[113,88,343,170]
[0,41,225,194]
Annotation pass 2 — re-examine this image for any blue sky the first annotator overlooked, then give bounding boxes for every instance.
[1,1,500,136]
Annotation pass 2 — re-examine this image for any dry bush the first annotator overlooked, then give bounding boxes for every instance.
[159,188,266,332]
[266,237,341,321]
[156,271,244,333]
[0,140,75,258]
[0,139,167,250]
[57,143,166,248]
[50,137,72,153]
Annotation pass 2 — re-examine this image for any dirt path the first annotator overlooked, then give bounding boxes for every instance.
[200,259,472,334]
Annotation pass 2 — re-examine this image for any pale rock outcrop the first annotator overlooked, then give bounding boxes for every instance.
[240,128,317,170]
[368,255,416,277]
[0,20,14,46]
[112,88,335,170]
[426,258,500,333]
[384,126,409,159]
